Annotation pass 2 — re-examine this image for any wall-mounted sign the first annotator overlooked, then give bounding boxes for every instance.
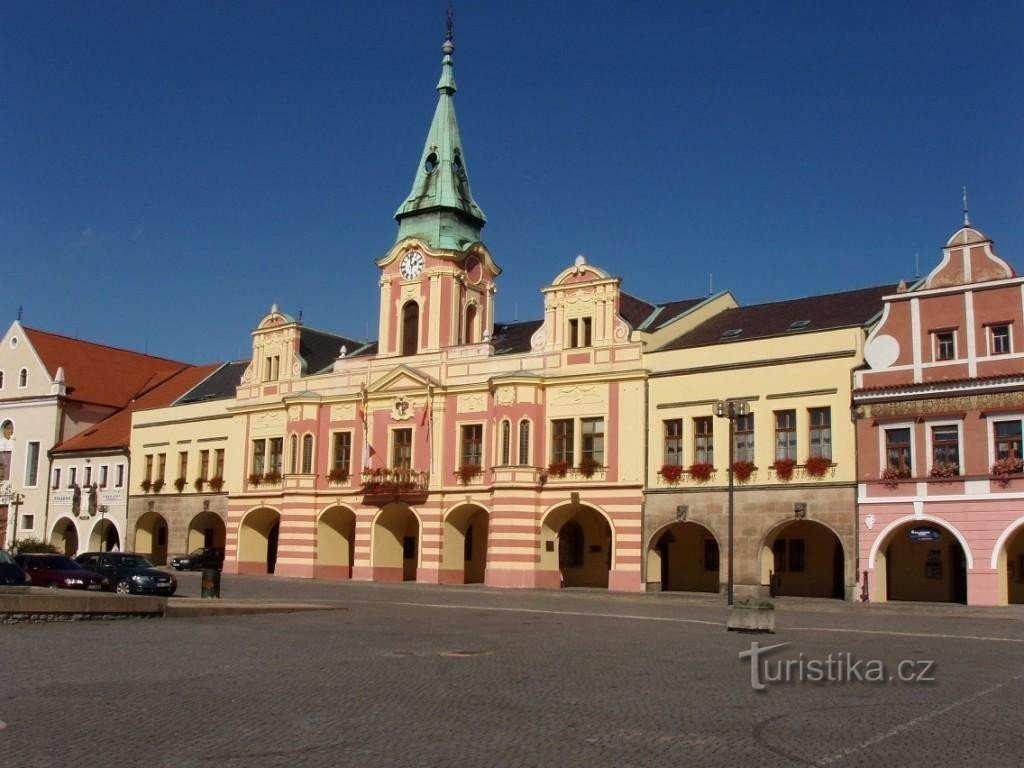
[909,526,942,542]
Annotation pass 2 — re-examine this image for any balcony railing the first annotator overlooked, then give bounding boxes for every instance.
[360,467,430,495]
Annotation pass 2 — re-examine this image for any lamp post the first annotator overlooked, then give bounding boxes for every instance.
[714,399,747,606]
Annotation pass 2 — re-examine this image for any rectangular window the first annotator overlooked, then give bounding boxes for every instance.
[20,513,34,531]
[552,418,574,465]
[214,449,225,478]
[569,318,579,348]
[24,441,40,486]
[52,468,61,490]
[68,467,77,487]
[115,464,124,488]
[301,436,314,474]
[83,465,92,486]
[994,420,1023,460]
[199,450,210,480]
[518,421,530,466]
[931,425,960,470]
[693,417,714,465]
[252,440,266,475]
[581,417,605,464]
[808,407,832,460]
[393,428,413,469]
[885,427,912,476]
[663,419,683,466]
[582,317,592,346]
[269,438,283,474]
[935,330,956,361]
[567,317,593,348]
[157,453,166,482]
[500,421,511,465]
[774,410,796,461]
[333,432,352,472]
[734,413,755,464]
[461,424,483,467]
[178,451,188,480]
[991,324,1011,355]
[0,451,9,483]
[99,465,108,488]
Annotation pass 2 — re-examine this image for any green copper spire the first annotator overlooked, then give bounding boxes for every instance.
[394,14,486,250]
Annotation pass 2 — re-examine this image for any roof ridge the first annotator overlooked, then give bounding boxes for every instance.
[22,326,188,365]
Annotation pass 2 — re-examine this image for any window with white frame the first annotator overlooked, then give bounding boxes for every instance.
[808,407,832,460]
[581,417,605,465]
[930,425,960,474]
[500,420,511,465]
[734,414,755,463]
[518,420,530,466]
[885,427,912,476]
[20,513,34,531]
[774,410,796,461]
[460,424,483,467]
[332,432,352,473]
[934,330,956,361]
[301,434,314,473]
[115,464,125,488]
[663,419,683,466]
[693,417,713,465]
[52,467,61,490]
[990,324,1012,355]
[993,419,1023,461]
[24,441,40,486]
[99,465,108,488]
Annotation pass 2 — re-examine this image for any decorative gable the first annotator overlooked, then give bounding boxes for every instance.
[532,255,631,352]
[926,226,1015,289]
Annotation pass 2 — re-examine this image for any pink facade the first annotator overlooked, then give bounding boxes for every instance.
[854,225,1024,605]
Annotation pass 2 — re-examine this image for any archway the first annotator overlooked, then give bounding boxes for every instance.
[89,519,120,552]
[372,503,420,581]
[541,503,613,588]
[1003,526,1024,604]
[134,511,169,565]
[878,520,967,603]
[317,506,356,579]
[187,511,226,551]
[443,504,489,584]
[49,518,79,556]
[237,507,281,574]
[648,522,719,593]
[761,520,845,599]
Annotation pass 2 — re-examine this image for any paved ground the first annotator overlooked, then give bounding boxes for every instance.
[4,573,1024,767]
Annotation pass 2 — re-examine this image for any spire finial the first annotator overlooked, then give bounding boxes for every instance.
[446,4,454,42]
[962,185,971,227]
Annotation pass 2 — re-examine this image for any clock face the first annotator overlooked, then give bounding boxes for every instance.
[400,251,425,279]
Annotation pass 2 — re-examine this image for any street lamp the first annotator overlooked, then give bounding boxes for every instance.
[714,399,748,606]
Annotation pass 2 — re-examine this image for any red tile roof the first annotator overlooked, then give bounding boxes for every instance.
[23,327,190,408]
[51,363,222,454]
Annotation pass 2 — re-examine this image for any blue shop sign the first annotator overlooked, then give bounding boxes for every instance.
[909,526,941,542]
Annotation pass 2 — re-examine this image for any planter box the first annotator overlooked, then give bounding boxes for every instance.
[727,606,775,633]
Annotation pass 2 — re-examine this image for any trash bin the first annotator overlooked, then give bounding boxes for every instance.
[201,567,221,598]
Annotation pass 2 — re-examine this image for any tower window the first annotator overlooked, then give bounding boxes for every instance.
[424,152,438,173]
[402,301,419,356]
[465,304,477,344]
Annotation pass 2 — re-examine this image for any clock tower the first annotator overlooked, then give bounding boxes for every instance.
[376,16,501,358]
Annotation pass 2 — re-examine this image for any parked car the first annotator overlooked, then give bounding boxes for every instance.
[75,552,177,596]
[15,554,109,591]
[0,550,31,586]
[169,547,224,571]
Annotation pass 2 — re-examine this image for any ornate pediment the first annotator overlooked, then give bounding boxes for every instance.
[367,365,439,395]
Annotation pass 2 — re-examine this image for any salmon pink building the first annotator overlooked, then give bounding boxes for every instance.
[854,221,1024,605]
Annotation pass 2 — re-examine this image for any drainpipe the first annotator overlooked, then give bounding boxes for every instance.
[640,373,649,590]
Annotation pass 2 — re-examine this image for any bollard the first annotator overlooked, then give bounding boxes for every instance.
[200,567,221,598]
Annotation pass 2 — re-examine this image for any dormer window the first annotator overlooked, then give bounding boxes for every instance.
[263,355,280,382]
[569,317,592,348]
[787,320,811,331]
[934,330,956,361]
[721,329,743,340]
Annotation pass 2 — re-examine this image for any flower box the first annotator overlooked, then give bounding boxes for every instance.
[207,476,224,492]
[660,463,684,483]
[193,477,206,492]
[150,479,165,493]
[578,457,601,478]
[248,473,263,487]
[688,462,714,481]
[771,458,796,481]
[139,478,152,493]
[173,477,186,493]
[929,461,960,479]
[804,456,831,477]
[547,461,570,478]
[732,461,756,482]
[327,468,350,485]
[263,471,282,484]
[992,457,1024,487]
[457,464,481,485]
[881,466,909,488]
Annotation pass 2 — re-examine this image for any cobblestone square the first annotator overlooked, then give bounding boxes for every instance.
[4,575,1024,767]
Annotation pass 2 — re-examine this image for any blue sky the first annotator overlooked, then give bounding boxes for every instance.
[3,1,1022,363]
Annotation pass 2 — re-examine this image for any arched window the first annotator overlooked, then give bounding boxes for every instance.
[559,520,585,568]
[518,420,530,465]
[288,435,298,474]
[0,371,4,389]
[465,304,477,344]
[500,420,511,465]
[302,434,314,474]
[18,368,27,388]
[402,301,419,356]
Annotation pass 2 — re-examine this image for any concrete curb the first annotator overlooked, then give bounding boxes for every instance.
[165,599,338,618]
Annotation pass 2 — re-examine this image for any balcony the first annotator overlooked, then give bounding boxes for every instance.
[360,467,430,496]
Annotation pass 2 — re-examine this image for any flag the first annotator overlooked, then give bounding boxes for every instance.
[420,405,428,427]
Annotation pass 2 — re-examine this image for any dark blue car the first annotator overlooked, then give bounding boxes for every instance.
[0,550,31,586]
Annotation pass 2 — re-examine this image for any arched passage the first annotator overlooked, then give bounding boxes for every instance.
[317,506,356,579]
[372,503,420,581]
[761,520,845,599]
[1003,525,1024,605]
[647,522,719,593]
[187,511,226,551]
[237,507,281,574]
[443,504,489,584]
[135,511,169,565]
[541,503,613,588]
[877,520,967,604]
[50,517,79,556]
[89,519,120,552]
